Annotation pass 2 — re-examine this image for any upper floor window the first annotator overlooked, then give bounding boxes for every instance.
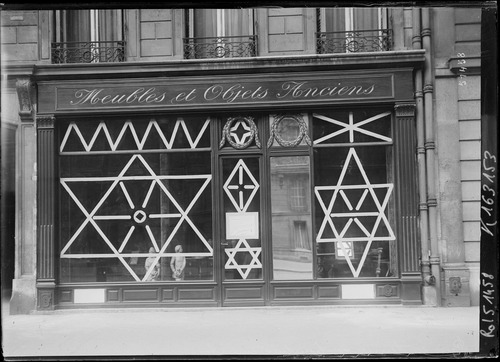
[184,9,257,59]
[52,9,125,63]
[317,8,392,54]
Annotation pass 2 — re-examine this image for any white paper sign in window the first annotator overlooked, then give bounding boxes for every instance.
[226,212,259,239]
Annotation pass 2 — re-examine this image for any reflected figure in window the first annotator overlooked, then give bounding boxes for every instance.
[145,247,160,281]
[171,245,186,281]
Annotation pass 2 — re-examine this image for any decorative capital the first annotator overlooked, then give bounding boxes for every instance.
[394,103,416,118]
[15,77,34,120]
[36,115,56,130]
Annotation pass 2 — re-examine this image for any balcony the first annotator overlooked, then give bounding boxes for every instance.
[51,41,126,64]
[183,35,258,59]
[316,29,393,54]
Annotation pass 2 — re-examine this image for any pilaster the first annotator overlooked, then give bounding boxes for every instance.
[10,76,37,315]
[36,115,57,310]
[394,102,422,305]
[434,70,471,308]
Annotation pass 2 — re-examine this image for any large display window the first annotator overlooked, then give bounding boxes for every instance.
[58,115,213,283]
[56,107,402,301]
[312,109,397,279]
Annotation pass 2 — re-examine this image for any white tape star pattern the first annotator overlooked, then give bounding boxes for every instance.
[224,239,262,280]
[60,154,212,282]
[315,148,395,277]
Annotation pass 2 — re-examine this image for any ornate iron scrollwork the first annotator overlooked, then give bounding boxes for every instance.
[219,116,261,150]
[51,41,125,64]
[268,114,312,148]
[316,29,393,54]
[183,36,257,59]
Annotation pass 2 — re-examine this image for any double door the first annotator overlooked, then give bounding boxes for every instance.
[216,155,314,305]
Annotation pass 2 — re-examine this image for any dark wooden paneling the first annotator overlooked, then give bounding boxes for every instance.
[394,104,420,273]
[122,289,159,301]
[162,288,175,301]
[317,285,341,298]
[45,71,405,114]
[375,284,399,298]
[224,286,264,299]
[178,288,215,300]
[37,116,56,282]
[59,290,72,303]
[107,289,120,302]
[273,286,314,299]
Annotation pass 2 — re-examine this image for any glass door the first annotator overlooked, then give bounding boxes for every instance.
[219,156,265,305]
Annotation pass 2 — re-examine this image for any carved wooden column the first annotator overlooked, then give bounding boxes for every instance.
[36,115,57,310]
[394,102,422,304]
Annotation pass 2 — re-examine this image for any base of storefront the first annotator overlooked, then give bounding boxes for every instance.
[51,279,419,310]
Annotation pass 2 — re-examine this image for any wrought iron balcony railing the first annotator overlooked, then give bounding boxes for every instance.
[51,41,126,64]
[316,29,393,54]
[183,35,257,59]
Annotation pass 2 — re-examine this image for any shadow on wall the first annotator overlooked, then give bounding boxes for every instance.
[1,190,15,296]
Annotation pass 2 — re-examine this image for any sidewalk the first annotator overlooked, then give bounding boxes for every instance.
[1,299,480,358]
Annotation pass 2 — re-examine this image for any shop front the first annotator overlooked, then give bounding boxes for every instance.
[35,60,424,309]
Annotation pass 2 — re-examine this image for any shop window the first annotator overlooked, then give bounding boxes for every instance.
[184,9,257,59]
[271,156,313,280]
[58,115,213,283]
[316,7,392,53]
[313,109,397,279]
[52,9,124,63]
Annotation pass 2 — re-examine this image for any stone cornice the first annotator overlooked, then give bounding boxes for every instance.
[2,50,426,82]
[448,56,481,76]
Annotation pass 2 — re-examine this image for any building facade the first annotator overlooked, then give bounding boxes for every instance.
[1,6,482,313]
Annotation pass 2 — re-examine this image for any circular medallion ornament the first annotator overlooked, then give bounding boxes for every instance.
[215,45,227,58]
[382,284,393,297]
[219,116,261,150]
[268,114,312,148]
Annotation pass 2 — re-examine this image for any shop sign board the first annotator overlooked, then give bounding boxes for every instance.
[39,70,413,113]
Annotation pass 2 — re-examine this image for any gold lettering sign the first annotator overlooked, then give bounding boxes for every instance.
[44,71,410,113]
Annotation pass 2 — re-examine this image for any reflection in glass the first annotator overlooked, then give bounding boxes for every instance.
[271,156,313,280]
